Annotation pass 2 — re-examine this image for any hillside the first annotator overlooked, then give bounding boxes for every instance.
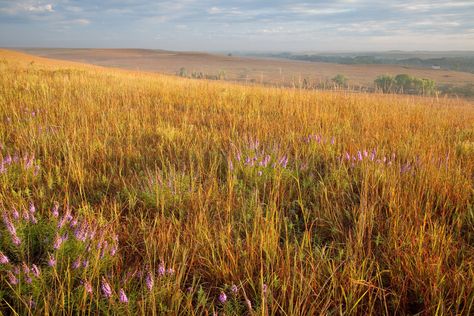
[0,49,473,315]
[15,48,474,92]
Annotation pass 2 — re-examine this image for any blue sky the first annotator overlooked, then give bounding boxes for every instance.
[0,0,473,51]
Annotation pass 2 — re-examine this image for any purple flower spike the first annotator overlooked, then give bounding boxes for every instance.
[29,202,36,214]
[72,258,81,270]
[231,284,238,294]
[12,208,19,220]
[218,292,227,304]
[12,235,21,246]
[31,264,40,277]
[84,280,93,294]
[101,278,113,299]
[7,271,17,285]
[52,203,59,218]
[145,272,154,291]
[0,251,9,264]
[166,267,175,276]
[53,234,63,250]
[48,254,56,267]
[119,288,129,303]
[158,263,165,276]
[22,262,30,274]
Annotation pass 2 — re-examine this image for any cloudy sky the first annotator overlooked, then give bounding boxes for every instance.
[0,0,473,51]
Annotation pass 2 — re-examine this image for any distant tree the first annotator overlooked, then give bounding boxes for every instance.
[374,75,395,93]
[332,74,348,87]
[423,78,436,95]
[178,67,187,77]
[394,74,413,93]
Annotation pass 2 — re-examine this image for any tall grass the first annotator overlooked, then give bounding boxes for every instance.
[0,50,473,315]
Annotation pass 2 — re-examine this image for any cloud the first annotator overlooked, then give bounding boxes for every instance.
[0,1,54,15]
[0,0,473,50]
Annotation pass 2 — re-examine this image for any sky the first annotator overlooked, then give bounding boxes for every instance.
[0,0,473,51]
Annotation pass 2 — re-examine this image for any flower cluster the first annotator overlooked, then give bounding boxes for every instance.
[0,201,121,308]
[340,149,395,167]
[304,134,335,145]
[229,139,290,175]
[0,152,40,176]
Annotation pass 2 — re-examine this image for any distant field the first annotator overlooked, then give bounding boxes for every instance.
[15,48,474,89]
[1,49,474,315]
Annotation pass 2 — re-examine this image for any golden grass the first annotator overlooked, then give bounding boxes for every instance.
[0,49,473,315]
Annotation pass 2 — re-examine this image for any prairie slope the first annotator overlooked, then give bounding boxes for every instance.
[0,49,473,315]
[15,48,474,88]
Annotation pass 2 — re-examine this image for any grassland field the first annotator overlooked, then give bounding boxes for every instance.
[15,48,474,91]
[0,49,474,315]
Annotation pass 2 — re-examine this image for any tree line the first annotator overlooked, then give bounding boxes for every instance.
[374,74,436,95]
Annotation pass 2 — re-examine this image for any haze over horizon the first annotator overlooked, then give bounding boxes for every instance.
[1,0,473,51]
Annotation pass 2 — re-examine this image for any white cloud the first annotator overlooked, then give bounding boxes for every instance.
[72,19,90,25]
[0,1,54,15]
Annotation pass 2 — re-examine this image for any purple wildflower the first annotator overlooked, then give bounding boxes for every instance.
[28,298,36,309]
[22,262,30,274]
[51,203,59,218]
[53,234,63,250]
[145,272,154,291]
[166,267,175,276]
[0,251,9,264]
[3,212,17,236]
[12,208,19,220]
[48,254,56,267]
[12,235,21,246]
[74,225,87,241]
[218,292,227,304]
[84,280,93,294]
[119,288,129,303]
[357,151,363,161]
[231,284,238,294]
[262,284,268,295]
[157,263,165,276]
[29,202,36,214]
[101,278,113,299]
[72,258,81,270]
[58,212,69,229]
[82,259,89,268]
[31,264,40,277]
[25,276,32,284]
[7,271,17,285]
